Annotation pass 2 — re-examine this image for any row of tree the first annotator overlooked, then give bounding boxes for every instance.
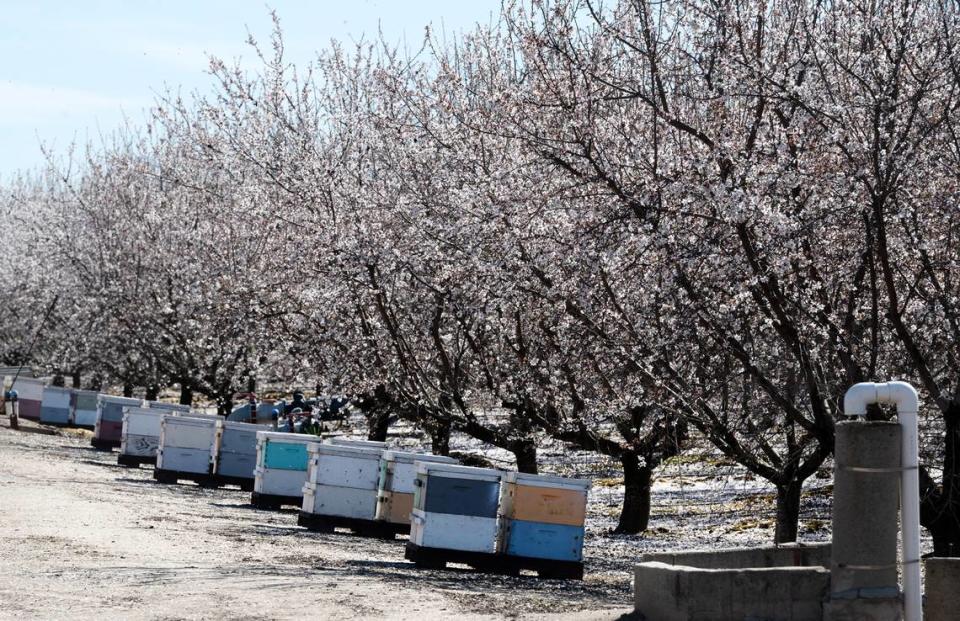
[2,0,959,552]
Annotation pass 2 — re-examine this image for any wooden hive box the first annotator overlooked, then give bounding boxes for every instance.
[375,451,457,525]
[301,443,384,519]
[13,377,45,420]
[497,471,591,562]
[214,420,269,479]
[157,415,220,474]
[71,390,100,427]
[410,463,504,553]
[120,406,168,457]
[94,395,144,443]
[253,431,320,498]
[40,385,72,425]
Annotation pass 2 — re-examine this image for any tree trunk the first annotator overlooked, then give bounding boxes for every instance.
[431,418,451,456]
[88,375,103,391]
[615,452,652,534]
[368,409,390,442]
[52,374,65,387]
[122,383,133,398]
[513,439,538,474]
[216,391,232,417]
[923,405,960,556]
[145,385,159,401]
[774,479,804,544]
[247,375,257,393]
[71,370,81,388]
[179,382,193,406]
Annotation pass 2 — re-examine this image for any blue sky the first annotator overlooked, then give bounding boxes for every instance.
[0,1,502,179]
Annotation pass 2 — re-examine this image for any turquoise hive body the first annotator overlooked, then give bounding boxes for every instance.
[263,441,309,470]
[505,520,585,562]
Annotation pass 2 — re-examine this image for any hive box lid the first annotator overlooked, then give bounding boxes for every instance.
[100,395,144,406]
[147,401,192,412]
[257,430,321,445]
[220,420,272,432]
[72,389,100,397]
[42,385,73,396]
[382,450,457,465]
[324,437,387,449]
[307,443,383,459]
[416,461,504,481]
[503,471,592,491]
[123,406,165,418]
[164,415,218,428]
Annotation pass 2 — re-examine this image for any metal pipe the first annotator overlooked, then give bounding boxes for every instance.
[843,381,922,621]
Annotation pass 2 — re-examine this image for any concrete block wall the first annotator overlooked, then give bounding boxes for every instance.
[925,557,960,621]
[634,561,829,621]
[640,542,832,570]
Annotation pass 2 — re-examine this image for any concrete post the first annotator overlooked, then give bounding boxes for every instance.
[826,420,903,620]
[924,557,960,621]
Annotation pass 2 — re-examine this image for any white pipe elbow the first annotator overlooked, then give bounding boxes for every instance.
[843,382,879,417]
[843,381,919,417]
[881,381,919,415]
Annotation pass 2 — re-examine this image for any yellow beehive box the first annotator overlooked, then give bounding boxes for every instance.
[500,471,591,527]
[377,491,415,524]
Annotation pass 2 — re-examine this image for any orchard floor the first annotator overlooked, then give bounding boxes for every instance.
[0,419,635,620]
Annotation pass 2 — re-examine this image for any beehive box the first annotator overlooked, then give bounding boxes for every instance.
[156,415,219,474]
[324,436,388,450]
[120,406,169,457]
[93,395,144,445]
[253,432,319,499]
[497,471,591,562]
[375,451,457,525]
[12,377,45,421]
[40,385,72,425]
[300,443,384,519]
[306,443,383,488]
[410,463,504,553]
[213,420,270,481]
[146,401,192,414]
[71,390,100,427]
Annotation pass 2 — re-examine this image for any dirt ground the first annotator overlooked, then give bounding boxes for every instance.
[0,420,635,620]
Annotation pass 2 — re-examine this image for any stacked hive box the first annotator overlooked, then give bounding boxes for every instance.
[497,471,591,579]
[376,451,458,530]
[146,401,192,415]
[324,436,387,449]
[71,390,100,428]
[212,420,270,490]
[92,395,144,450]
[12,377,45,421]
[154,414,221,485]
[251,431,322,509]
[118,406,170,467]
[298,441,388,536]
[39,385,72,425]
[407,463,504,564]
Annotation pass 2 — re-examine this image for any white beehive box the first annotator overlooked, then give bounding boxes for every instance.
[379,451,458,495]
[71,390,100,427]
[323,436,388,449]
[120,406,170,457]
[302,482,379,520]
[254,466,309,497]
[306,443,383,489]
[156,415,219,474]
[409,463,504,553]
[375,451,457,525]
[409,509,500,553]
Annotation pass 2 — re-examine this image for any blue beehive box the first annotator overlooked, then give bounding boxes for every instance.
[263,441,309,470]
[504,519,585,562]
[423,475,500,518]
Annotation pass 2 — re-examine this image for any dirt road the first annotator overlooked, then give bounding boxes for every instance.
[0,422,633,620]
